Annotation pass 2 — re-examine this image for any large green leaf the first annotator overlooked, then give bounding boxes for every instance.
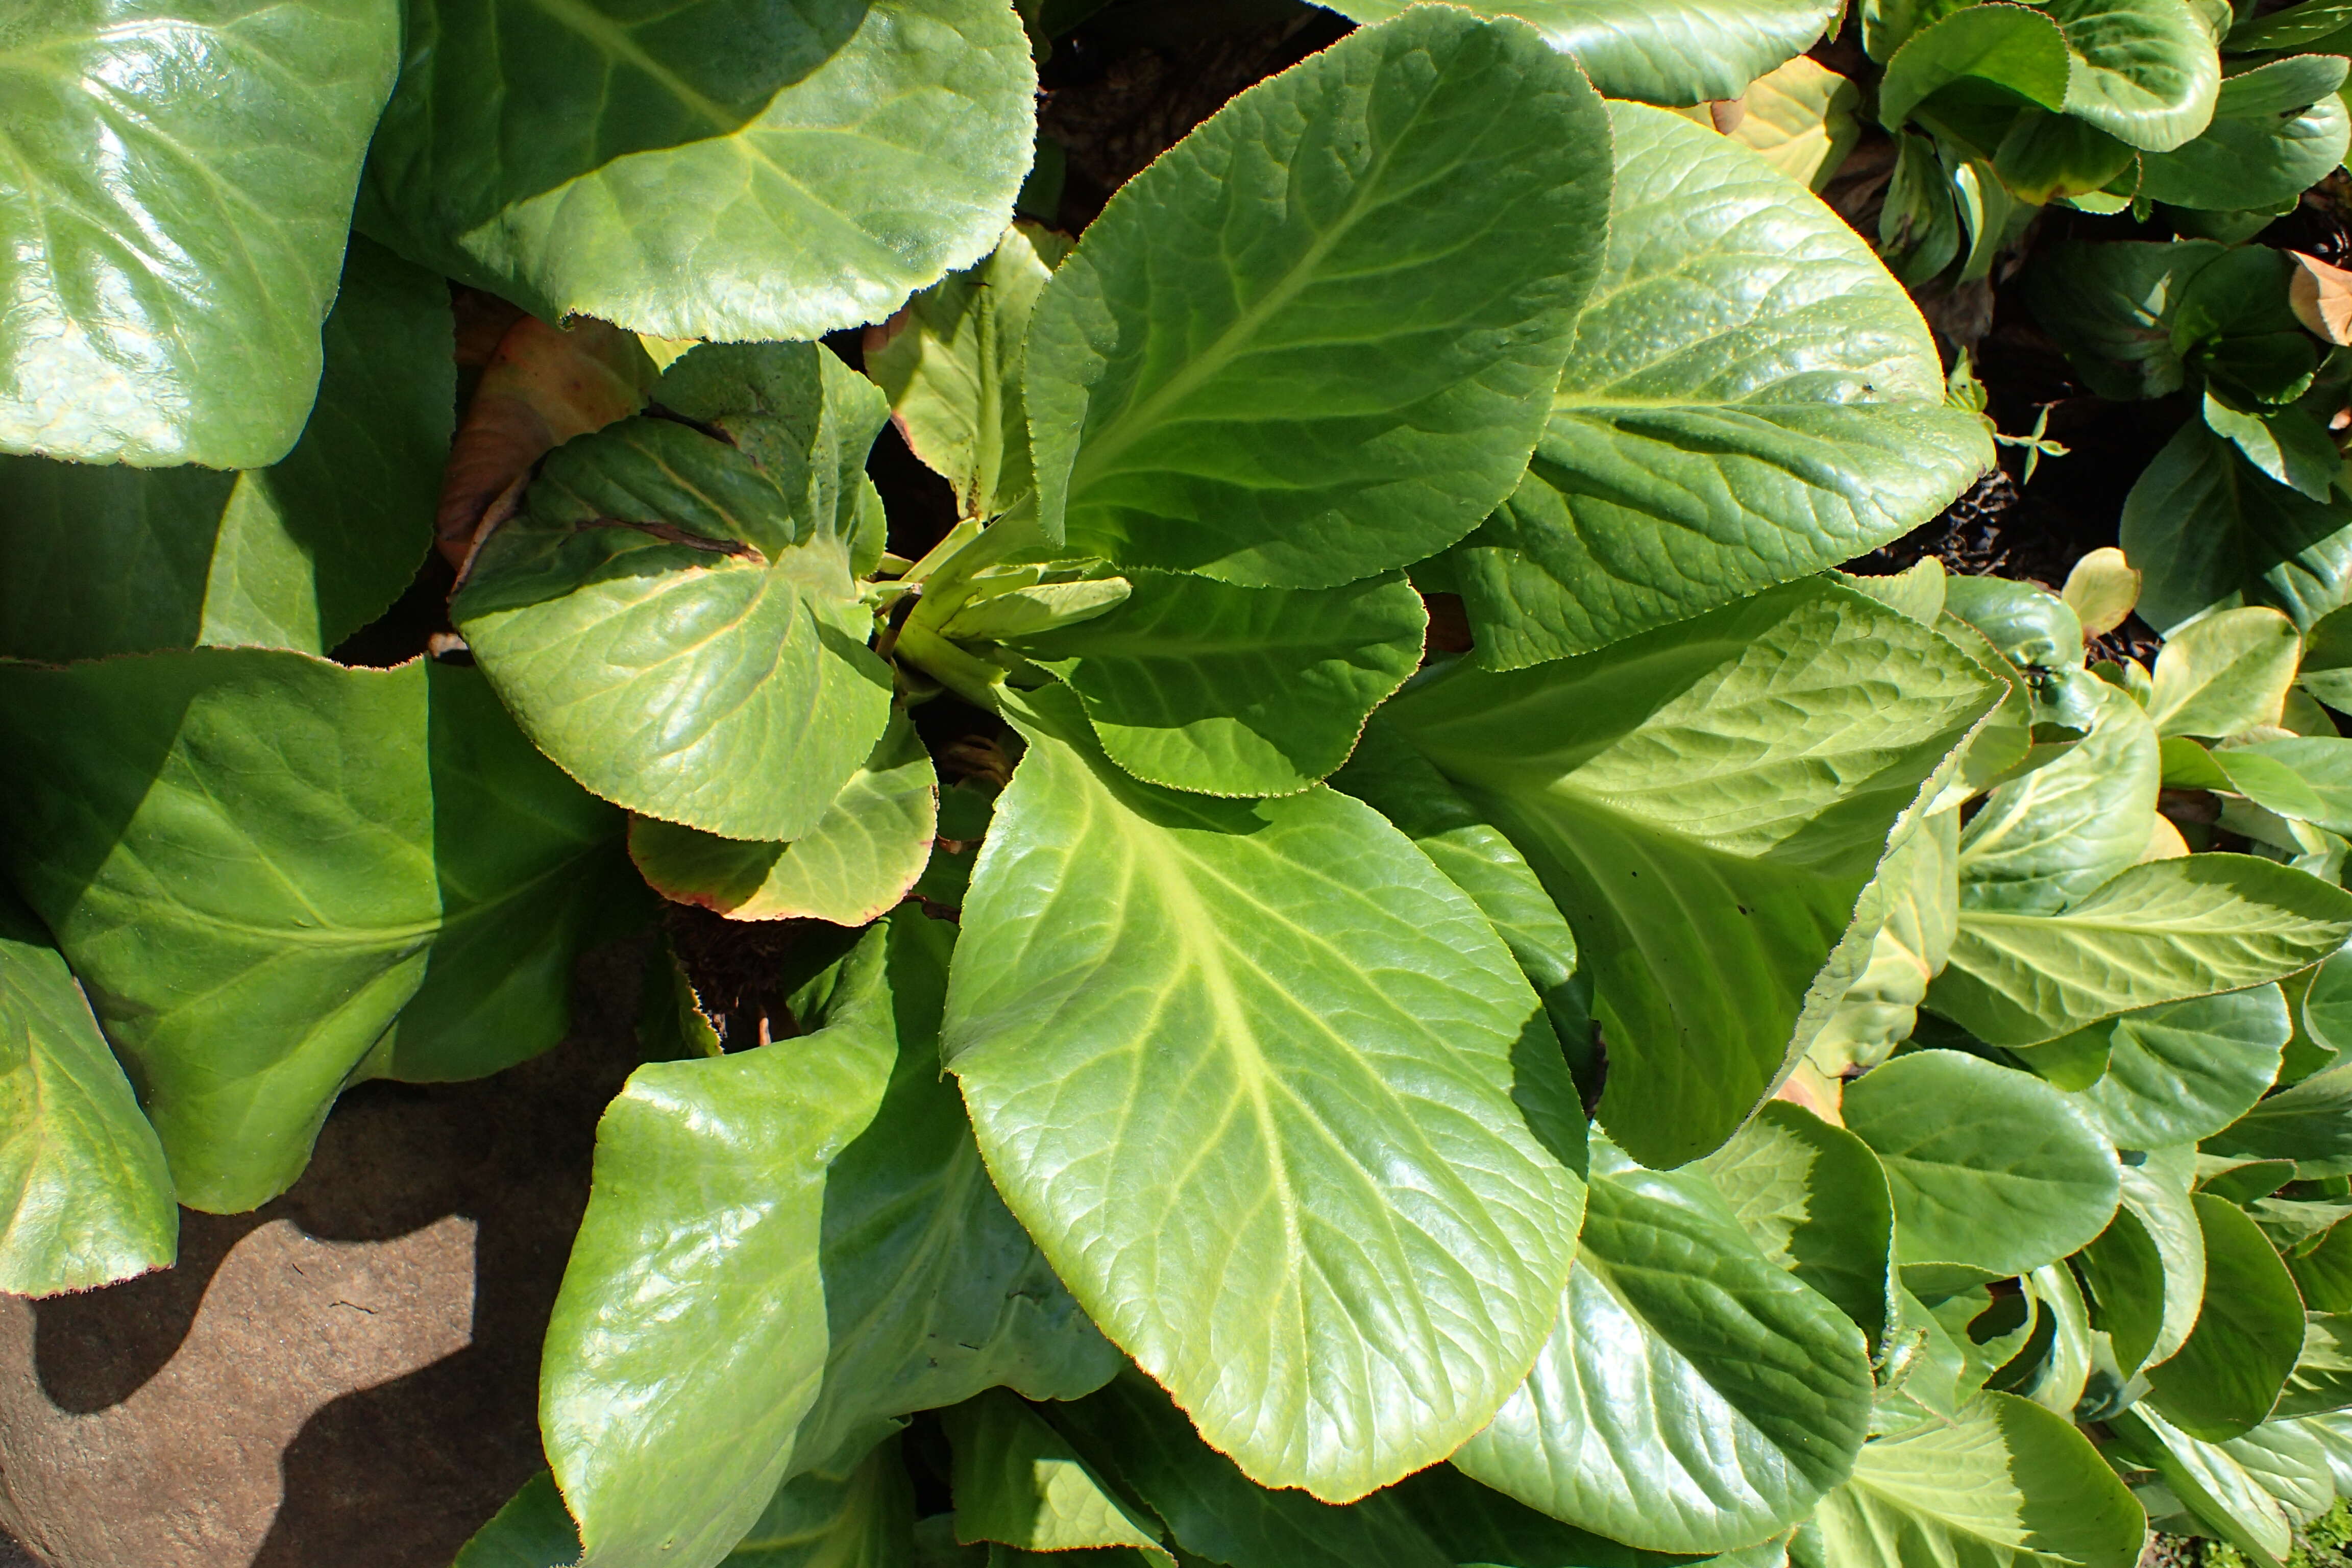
[2223,1418,2337,1526]
[2066,986,2291,1148]
[941,686,1587,1502]
[1879,4,2072,132]
[0,0,400,467]
[0,238,451,663]
[1956,681,2161,915]
[2207,1060,2352,1174]
[1331,722,1592,1065]
[1702,1100,1899,1350]
[1047,1371,1451,1568]
[455,342,896,841]
[0,650,632,1211]
[1442,105,1987,669]
[2024,238,2227,402]
[1390,1464,1795,1568]
[1810,807,1961,1076]
[1386,577,1999,1166]
[1010,571,1425,797]
[2146,1193,2310,1441]
[1024,7,1610,589]
[1843,1049,2120,1277]
[2046,0,2223,151]
[452,1471,582,1568]
[2121,419,2352,635]
[629,710,938,925]
[1454,1145,1874,1553]
[1312,0,1842,105]
[2139,53,2351,209]
[2111,1405,2293,1566]
[945,1392,1168,1561]
[2277,1314,2352,1419]
[724,1437,916,1568]
[0,888,175,1295]
[1929,854,2352,1048]
[358,0,1035,340]
[2147,606,2302,739]
[1810,1392,2145,1568]
[544,927,903,1568]
[866,224,1065,523]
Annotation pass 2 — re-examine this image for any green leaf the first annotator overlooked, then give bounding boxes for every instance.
[1386,577,2000,1166]
[942,686,1586,1501]
[1956,681,2161,914]
[2227,0,2352,49]
[2140,54,2352,209]
[1942,576,2087,675]
[2223,1418,2336,1526]
[1454,1143,1874,1554]
[2120,416,2352,636]
[1702,1100,1900,1351]
[2207,1060,2352,1174]
[1879,5,2072,132]
[0,651,631,1211]
[2111,1405,2293,1566]
[867,224,1065,522]
[1394,1469,1796,1568]
[0,888,176,1295]
[1330,721,1592,1069]
[2045,0,2225,152]
[358,0,1036,341]
[453,1471,583,1568]
[544,925,905,1568]
[1928,854,2352,1048]
[2149,606,2303,737]
[722,1436,916,1567]
[1009,571,1425,797]
[1443,105,1989,669]
[1048,1371,1452,1568]
[1313,0,1843,105]
[1810,807,1961,1076]
[455,342,897,841]
[1843,1049,2121,1277]
[2292,1214,2352,1310]
[2276,1313,2352,1418]
[945,1392,1169,1561]
[2146,1193,2310,1441]
[2206,394,2345,504]
[1729,56,1865,191]
[2236,739,2352,835]
[2025,240,2228,403]
[775,913,1121,1482]
[2015,1261,2096,1417]
[1025,7,1611,588]
[629,710,938,924]
[2066,986,2292,1147]
[0,237,451,663]
[1810,1392,2147,1568]
[0,0,400,467]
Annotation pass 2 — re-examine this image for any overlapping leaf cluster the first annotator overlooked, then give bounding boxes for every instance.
[8,3,2352,1567]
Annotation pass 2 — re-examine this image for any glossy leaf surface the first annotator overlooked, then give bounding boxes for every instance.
[1313,0,1844,105]
[0,890,175,1295]
[1843,1049,2121,1277]
[455,342,896,841]
[2067,987,2291,1148]
[0,0,400,467]
[0,238,452,663]
[1811,1393,2146,1568]
[359,0,1036,340]
[1013,571,1425,797]
[1446,105,1987,669]
[1702,1101,1898,1349]
[2146,1193,2309,1441]
[1026,7,1610,588]
[1956,680,2161,915]
[1388,577,1998,1166]
[1454,1148,1874,1553]
[942,687,1587,1502]
[1930,854,2352,1047]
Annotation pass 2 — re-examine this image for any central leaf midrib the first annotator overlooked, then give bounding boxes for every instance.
[522,0,743,135]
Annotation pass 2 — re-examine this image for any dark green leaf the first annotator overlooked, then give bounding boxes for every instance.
[2276,1313,2352,1418]
[2146,1193,2310,1441]
[2068,987,2291,1147]
[2139,54,2352,210]
[945,1391,1168,1560]
[2025,239,2227,402]
[2120,418,2352,635]
[2208,1060,2352,1175]
[1702,1100,1899,1350]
